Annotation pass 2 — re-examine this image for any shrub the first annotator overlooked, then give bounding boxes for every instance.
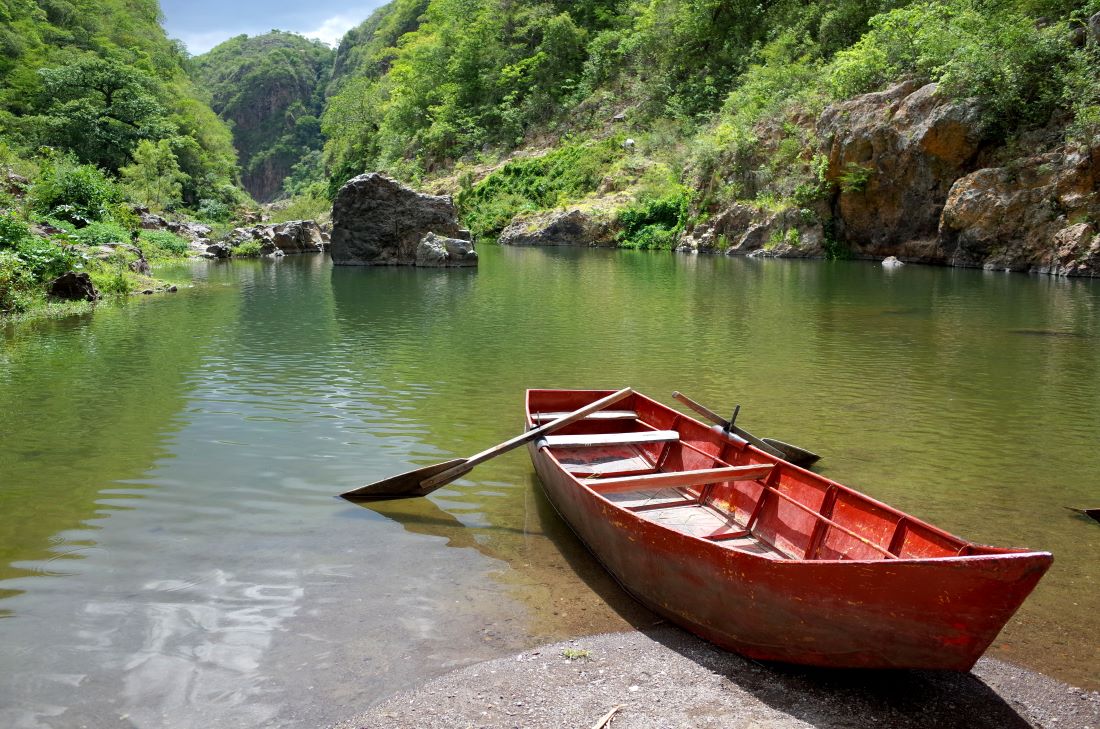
[0,250,38,313]
[232,240,262,257]
[457,141,623,237]
[0,212,33,248]
[72,221,131,247]
[31,157,122,226]
[10,237,77,281]
[196,198,231,222]
[829,0,1073,131]
[139,230,190,257]
[617,189,690,250]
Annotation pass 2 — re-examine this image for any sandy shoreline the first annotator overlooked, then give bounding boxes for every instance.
[332,627,1099,729]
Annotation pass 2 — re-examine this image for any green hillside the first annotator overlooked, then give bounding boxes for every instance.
[0,0,239,205]
[192,31,334,202]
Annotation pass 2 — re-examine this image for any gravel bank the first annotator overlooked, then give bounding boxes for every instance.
[333,627,1099,729]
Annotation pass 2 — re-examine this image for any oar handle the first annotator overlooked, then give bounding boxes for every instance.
[671,391,787,460]
[672,391,729,428]
[420,387,635,490]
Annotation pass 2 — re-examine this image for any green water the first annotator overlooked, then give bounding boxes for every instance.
[1,247,1097,726]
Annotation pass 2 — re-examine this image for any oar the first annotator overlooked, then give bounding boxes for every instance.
[671,391,821,468]
[1065,507,1100,524]
[341,387,634,501]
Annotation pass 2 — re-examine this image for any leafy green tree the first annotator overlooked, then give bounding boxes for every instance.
[120,138,188,210]
[37,55,174,171]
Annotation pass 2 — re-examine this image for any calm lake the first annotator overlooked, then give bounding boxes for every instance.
[1,246,1097,727]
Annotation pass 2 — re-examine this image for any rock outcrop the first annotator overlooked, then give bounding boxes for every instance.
[416,232,478,267]
[330,173,465,266]
[678,203,825,258]
[939,147,1100,274]
[817,81,985,258]
[221,220,328,256]
[48,272,98,301]
[498,208,615,247]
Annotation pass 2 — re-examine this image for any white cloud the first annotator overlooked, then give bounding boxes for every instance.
[303,13,363,47]
[177,29,240,55]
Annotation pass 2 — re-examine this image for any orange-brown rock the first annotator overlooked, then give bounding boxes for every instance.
[939,147,1100,275]
[817,81,985,257]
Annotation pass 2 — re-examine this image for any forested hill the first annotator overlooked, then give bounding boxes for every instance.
[192,32,334,202]
[0,0,238,208]
[314,0,1100,274]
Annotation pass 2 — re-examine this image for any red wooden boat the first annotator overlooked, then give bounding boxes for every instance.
[525,389,1053,671]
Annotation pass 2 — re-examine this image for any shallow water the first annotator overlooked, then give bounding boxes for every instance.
[1,247,1097,727]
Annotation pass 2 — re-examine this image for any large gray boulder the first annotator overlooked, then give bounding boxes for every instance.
[271,220,325,254]
[416,232,478,267]
[330,173,463,265]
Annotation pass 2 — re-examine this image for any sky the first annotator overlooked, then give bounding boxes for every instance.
[160,1,390,55]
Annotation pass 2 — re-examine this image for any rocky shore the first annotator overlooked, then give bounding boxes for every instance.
[491,81,1099,277]
[335,628,1100,729]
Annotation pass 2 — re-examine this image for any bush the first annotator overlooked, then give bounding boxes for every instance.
[829,0,1073,131]
[71,221,131,247]
[196,198,231,222]
[138,230,190,257]
[617,190,690,250]
[457,141,622,237]
[9,237,77,281]
[0,212,33,248]
[0,250,39,313]
[31,157,122,226]
[232,240,262,257]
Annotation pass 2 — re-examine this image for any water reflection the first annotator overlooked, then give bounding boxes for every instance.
[0,249,1098,729]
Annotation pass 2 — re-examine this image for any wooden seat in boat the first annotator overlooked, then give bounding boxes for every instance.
[532,410,638,423]
[539,430,680,449]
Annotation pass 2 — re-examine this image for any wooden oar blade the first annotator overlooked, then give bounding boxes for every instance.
[341,458,470,501]
[761,437,821,467]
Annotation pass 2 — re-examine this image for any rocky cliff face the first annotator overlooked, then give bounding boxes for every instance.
[192,32,334,203]
[688,81,1099,276]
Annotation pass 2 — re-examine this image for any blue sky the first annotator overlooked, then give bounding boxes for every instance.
[161,1,390,55]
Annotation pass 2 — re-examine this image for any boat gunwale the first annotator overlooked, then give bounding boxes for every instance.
[525,388,1053,567]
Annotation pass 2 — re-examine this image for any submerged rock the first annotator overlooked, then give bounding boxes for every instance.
[330,173,463,265]
[416,232,478,267]
[48,272,98,301]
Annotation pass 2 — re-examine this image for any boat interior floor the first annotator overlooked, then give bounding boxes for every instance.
[603,487,789,560]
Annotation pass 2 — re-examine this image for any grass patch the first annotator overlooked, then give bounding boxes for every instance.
[457,140,623,238]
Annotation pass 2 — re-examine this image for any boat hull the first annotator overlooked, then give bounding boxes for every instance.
[526,392,1052,671]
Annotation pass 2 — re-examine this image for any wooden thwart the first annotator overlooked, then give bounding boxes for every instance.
[584,464,774,494]
[541,430,679,449]
[532,410,637,422]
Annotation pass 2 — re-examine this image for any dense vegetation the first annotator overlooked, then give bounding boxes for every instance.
[192,32,334,202]
[322,0,1100,248]
[0,0,246,317]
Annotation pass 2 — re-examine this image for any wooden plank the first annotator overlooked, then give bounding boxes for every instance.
[541,430,680,449]
[532,410,638,422]
[584,464,774,494]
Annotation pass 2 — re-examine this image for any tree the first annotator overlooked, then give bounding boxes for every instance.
[120,138,187,210]
[37,55,175,171]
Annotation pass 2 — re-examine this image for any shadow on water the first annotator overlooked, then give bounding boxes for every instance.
[345,477,657,634]
[643,627,1034,729]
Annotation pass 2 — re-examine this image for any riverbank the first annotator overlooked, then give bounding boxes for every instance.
[336,627,1100,729]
